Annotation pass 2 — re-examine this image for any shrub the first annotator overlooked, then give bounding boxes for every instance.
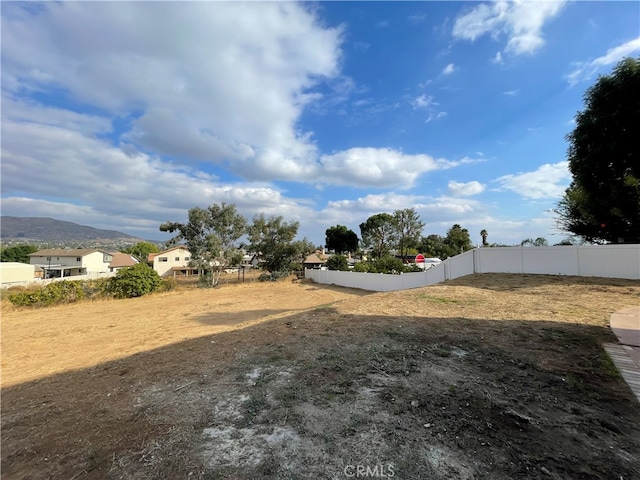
[352,256,413,274]
[326,254,349,271]
[8,280,85,307]
[198,272,214,289]
[257,271,291,282]
[80,279,109,299]
[160,277,178,292]
[372,256,406,274]
[352,262,371,273]
[103,263,162,299]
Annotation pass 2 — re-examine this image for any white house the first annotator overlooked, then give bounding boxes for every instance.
[0,262,36,286]
[28,249,114,278]
[149,246,193,277]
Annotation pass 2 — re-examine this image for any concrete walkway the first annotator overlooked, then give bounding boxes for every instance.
[605,306,640,403]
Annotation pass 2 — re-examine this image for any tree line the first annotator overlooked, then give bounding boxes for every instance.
[159,203,316,286]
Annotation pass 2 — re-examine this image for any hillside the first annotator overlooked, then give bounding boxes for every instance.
[0,216,142,244]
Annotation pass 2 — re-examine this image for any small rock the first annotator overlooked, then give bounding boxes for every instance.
[424,423,432,428]
[410,400,419,407]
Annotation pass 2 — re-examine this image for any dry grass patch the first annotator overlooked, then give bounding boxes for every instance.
[2,274,639,480]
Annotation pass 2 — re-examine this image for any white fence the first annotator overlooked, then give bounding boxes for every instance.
[305,245,640,292]
[0,271,116,289]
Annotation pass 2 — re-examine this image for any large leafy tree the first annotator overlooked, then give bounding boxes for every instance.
[291,238,317,269]
[393,208,425,261]
[122,241,159,263]
[556,57,640,243]
[0,244,38,263]
[160,203,247,287]
[445,224,473,255]
[325,225,358,254]
[419,234,447,258]
[247,214,300,273]
[420,225,473,259]
[359,213,396,259]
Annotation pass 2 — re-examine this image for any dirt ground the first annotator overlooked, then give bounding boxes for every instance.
[2,273,640,479]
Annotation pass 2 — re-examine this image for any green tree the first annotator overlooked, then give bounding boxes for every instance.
[445,224,473,255]
[325,225,359,254]
[359,213,396,259]
[160,203,247,287]
[326,254,349,271]
[556,57,640,243]
[122,241,159,263]
[392,208,425,262]
[247,214,300,273]
[0,244,38,263]
[419,234,448,259]
[291,238,317,270]
[480,229,488,247]
[104,263,162,299]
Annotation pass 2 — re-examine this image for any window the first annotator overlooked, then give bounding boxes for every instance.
[185,257,190,261]
[103,254,113,263]
[159,257,168,262]
[76,257,81,262]
[46,257,51,262]
[175,257,180,261]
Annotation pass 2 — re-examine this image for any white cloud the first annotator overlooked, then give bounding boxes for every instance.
[0,2,343,182]
[411,94,435,109]
[1,95,112,135]
[319,148,459,189]
[322,193,489,235]
[503,89,519,96]
[495,161,571,199]
[448,180,486,196]
[426,111,448,123]
[453,0,566,56]
[492,51,503,64]
[565,36,640,86]
[0,117,313,239]
[442,63,456,75]
[326,193,424,214]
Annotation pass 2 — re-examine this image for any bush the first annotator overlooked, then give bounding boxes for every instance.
[257,271,291,282]
[373,256,406,274]
[326,254,349,271]
[80,278,109,299]
[8,280,85,307]
[198,272,214,289]
[352,262,371,273]
[351,256,417,274]
[103,263,162,299]
[160,277,178,292]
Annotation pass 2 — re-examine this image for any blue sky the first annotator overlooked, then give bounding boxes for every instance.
[2,1,639,246]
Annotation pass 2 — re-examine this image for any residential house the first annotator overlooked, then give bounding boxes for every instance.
[28,248,114,278]
[149,246,195,277]
[241,253,261,269]
[0,262,36,286]
[108,252,139,272]
[303,251,329,269]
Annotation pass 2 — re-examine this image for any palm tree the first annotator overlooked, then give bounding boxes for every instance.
[480,229,488,247]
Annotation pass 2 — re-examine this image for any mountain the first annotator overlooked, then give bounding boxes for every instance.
[0,216,143,244]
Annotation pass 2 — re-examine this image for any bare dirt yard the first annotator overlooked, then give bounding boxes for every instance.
[2,274,640,479]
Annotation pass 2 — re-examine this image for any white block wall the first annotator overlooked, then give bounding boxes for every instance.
[306,244,640,292]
